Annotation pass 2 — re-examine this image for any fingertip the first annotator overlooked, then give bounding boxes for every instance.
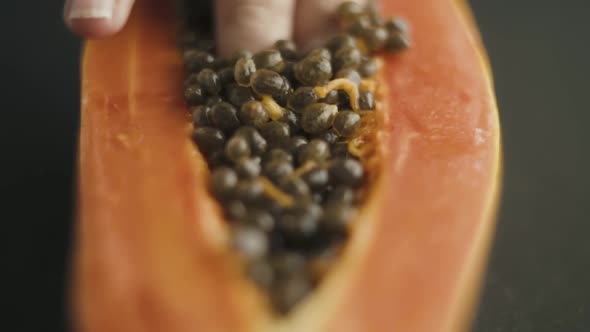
[66,18,124,38]
[216,0,295,57]
[64,0,135,39]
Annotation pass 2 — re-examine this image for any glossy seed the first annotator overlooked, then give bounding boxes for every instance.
[278,109,300,134]
[252,155,263,165]
[263,148,293,164]
[184,84,207,106]
[263,159,294,183]
[348,16,372,36]
[327,34,358,53]
[282,61,298,84]
[337,1,364,21]
[258,196,284,218]
[305,48,331,61]
[322,90,339,106]
[225,136,251,162]
[333,46,361,71]
[301,103,337,135]
[259,121,291,148]
[321,202,357,232]
[312,193,324,204]
[247,260,274,289]
[183,72,199,87]
[234,57,257,86]
[210,167,238,200]
[235,126,268,155]
[335,68,362,85]
[322,90,342,107]
[210,102,240,133]
[384,32,411,52]
[358,90,375,110]
[331,141,351,157]
[239,100,270,128]
[271,274,313,314]
[224,83,255,107]
[244,208,275,232]
[206,95,223,106]
[235,157,262,178]
[268,228,287,251]
[278,176,311,199]
[230,49,253,65]
[384,17,410,34]
[329,158,364,187]
[217,67,236,85]
[308,247,341,282]
[333,111,361,137]
[276,75,293,106]
[313,129,339,145]
[357,57,378,77]
[231,224,268,259]
[287,87,319,113]
[225,200,247,220]
[326,185,356,204]
[196,68,221,95]
[297,139,330,165]
[363,26,388,51]
[191,105,210,127]
[183,49,215,72]
[271,252,307,277]
[284,136,308,155]
[323,89,350,109]
[274,40,299,61]
[253,49,285,72]
[192,127,226,154]
[250,69,285,97]
[206,150,229,168]
[280,212,319,241]
[236,178,265,203]
[280,203,323,237]
[294,54,332,86]
[302,167,330,191]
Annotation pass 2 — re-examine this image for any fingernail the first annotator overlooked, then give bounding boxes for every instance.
[67,0,115,20]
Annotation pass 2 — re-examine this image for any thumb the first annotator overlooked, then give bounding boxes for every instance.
[64,0,136,38]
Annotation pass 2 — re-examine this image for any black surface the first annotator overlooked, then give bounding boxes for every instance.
[3,1,589,331]
[470,1,590,331]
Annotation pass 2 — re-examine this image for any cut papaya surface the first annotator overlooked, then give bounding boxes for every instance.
[71,0,501,331]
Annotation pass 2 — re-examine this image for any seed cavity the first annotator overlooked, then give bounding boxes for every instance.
[179,0,410,315]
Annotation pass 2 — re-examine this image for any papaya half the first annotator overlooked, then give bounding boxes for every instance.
[70,0,502,331]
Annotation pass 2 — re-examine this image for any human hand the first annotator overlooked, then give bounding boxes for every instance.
[63,0,367,57]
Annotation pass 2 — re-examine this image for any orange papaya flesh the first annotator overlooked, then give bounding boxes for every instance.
[71,0,501,332]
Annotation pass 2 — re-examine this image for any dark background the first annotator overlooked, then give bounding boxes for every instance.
[3,0,589,331]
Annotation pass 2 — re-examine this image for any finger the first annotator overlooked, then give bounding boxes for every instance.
[215,0,295,57]
[294,0,367,50]
[64,0,136,38]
